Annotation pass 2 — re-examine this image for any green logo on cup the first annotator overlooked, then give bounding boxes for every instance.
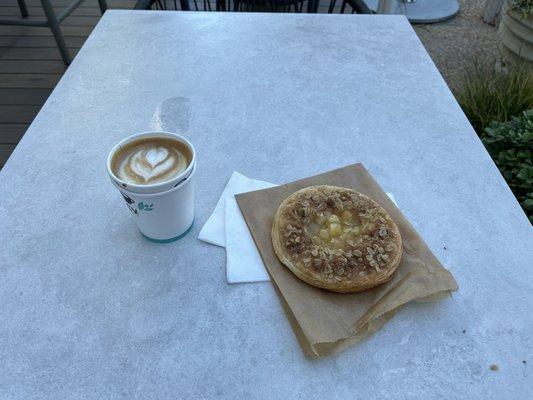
[138,202,154,212]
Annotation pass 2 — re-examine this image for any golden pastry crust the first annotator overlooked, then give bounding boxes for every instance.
[271,185,402,293]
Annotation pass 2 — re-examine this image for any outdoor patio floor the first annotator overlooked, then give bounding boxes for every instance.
[0,0,498,168]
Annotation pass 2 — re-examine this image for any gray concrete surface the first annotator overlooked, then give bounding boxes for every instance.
[0,11,531,400]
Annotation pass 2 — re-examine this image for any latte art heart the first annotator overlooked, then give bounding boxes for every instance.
[145,147,169,168]
[112,138,191,185]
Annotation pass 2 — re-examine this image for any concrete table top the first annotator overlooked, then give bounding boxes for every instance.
[0,11,531,400]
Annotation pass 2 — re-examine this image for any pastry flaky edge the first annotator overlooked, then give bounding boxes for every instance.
[271,185,403,293]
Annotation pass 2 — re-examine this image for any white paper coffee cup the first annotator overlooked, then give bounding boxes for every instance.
[106,131,196,242]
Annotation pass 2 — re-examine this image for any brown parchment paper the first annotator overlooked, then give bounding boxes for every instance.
[236,163,458,358]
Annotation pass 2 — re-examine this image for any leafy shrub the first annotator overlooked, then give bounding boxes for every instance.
[509,0,533,18]
[482,110,533,222]
[454,64,533,136]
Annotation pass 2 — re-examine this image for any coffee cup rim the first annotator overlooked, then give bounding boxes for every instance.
[106,131,195,194]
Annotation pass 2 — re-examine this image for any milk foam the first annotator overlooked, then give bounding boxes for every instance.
[116,142,188,185]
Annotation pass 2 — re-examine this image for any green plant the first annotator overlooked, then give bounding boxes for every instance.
[509,0,533,18]
[482,110,533,223]
[455,64,533,136]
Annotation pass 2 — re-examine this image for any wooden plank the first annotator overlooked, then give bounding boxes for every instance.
[0,6,103,17]
[0,0,134,7]
[0,73,61,89]
[0,35,85,47]
[0,105,41,124]
[0,46,79,60]
[0,60,66,73]
[53,15,100,26]
[0,124,29,143]
[0,25,94,36]
[0,88,51,105]
[0,15,101,26]
[0,144,16,167]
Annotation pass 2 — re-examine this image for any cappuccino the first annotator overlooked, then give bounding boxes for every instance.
[111,137,192,186]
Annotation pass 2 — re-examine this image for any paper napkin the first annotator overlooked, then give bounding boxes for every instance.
[199,171,275,283]
[225,198,270,283]
[198,171,276,247]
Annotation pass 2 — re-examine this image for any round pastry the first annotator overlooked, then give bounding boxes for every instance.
[271,185,402,293]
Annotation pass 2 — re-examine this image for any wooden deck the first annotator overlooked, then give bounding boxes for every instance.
[0,1,350,168]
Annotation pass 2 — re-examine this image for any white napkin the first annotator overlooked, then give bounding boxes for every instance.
[225,198,270,283]
[198,171,276,247]
[199,171,397,284]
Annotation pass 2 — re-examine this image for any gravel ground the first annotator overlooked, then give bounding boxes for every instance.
[412,0,500,89]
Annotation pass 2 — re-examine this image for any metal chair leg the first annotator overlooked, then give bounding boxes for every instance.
[97,0,108,14]
[17,0,29,17]
[179,0,191,10]
[134,0,155,9]
[307,0,319,12]
[41,0,71,65]
[340,0,347,13]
